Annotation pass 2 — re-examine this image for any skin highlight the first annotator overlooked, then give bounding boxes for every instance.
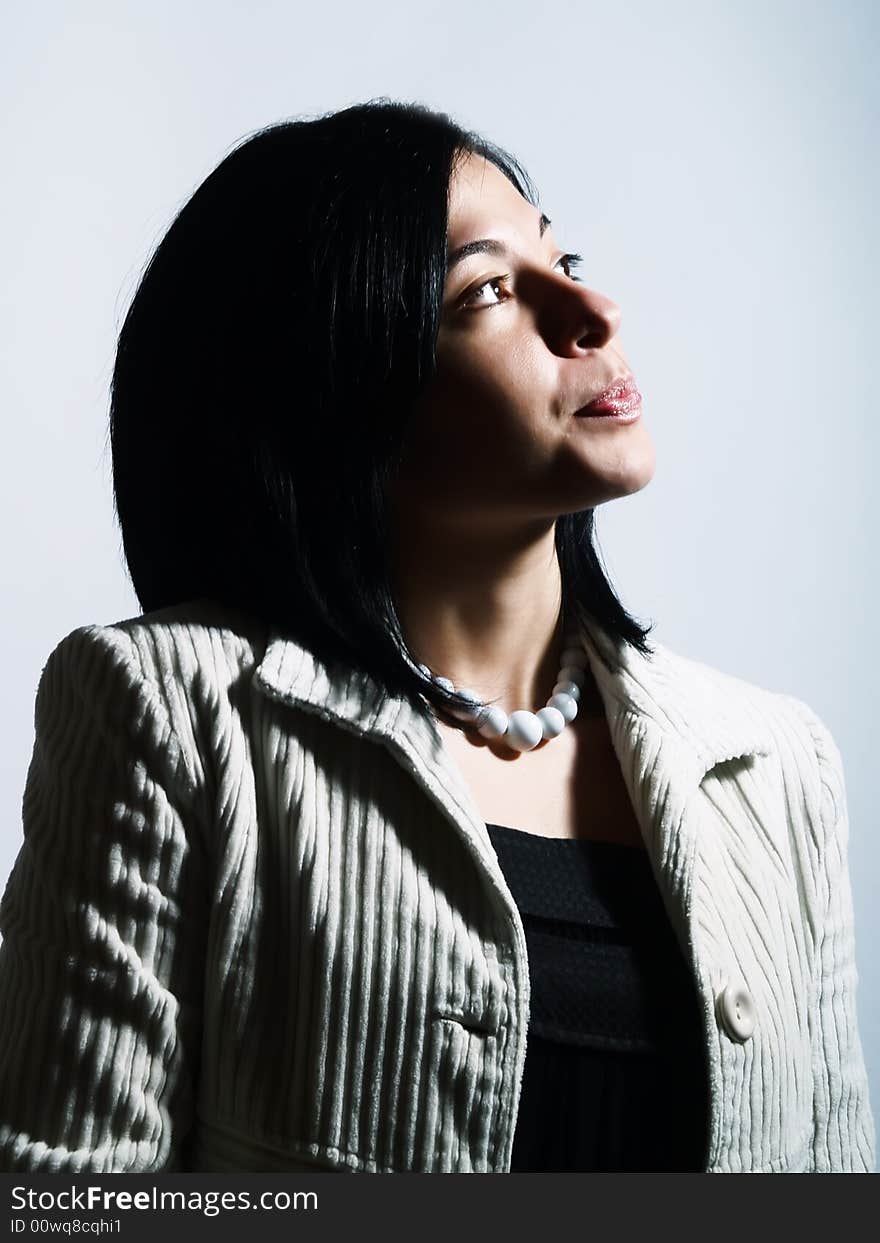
[387,150,656,748]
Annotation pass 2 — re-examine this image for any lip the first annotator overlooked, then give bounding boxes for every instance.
[575,375,642,419]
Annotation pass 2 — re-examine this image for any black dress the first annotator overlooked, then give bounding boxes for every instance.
[486,822,710,1173]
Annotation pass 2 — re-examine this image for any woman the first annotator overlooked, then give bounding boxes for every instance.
[0,99,873,1174]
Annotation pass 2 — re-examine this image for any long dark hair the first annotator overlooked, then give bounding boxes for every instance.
[110,97,655,724]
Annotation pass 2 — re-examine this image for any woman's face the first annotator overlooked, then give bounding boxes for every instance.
[389,150,655,531]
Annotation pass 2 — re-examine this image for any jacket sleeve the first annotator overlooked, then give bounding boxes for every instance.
[787,697,876,1172]
[0,625,209,1172]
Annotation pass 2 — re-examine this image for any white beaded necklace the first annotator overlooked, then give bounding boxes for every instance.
[416,624,588,753]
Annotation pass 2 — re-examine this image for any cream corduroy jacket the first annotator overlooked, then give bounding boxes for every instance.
[0,599,874,1173]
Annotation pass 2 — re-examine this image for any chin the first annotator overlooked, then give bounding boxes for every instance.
[627,444,657,492]
[580,433,657,503]
[609,429,656,494]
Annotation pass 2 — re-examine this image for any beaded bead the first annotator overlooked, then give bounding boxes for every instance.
[477,706,509,739]
[537,705,566,738]
[506,710,545,752]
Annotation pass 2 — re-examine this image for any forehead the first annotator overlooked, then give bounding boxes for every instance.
[446,151,534,240]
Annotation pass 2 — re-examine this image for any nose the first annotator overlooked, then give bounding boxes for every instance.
[545,277,622,357]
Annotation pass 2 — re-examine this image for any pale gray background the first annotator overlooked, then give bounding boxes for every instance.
[2,0,877,1163]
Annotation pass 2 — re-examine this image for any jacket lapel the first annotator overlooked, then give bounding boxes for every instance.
[253,613,776,953]
[573,615,775,952]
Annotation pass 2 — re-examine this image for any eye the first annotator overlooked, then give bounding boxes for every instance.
[461,273,511,308]
[461,252,584,309]
[558,252,584,282]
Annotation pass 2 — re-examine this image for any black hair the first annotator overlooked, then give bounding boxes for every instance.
[109,96,655,726]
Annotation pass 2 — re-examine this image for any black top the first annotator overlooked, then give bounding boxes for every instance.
[486,822,710,1172]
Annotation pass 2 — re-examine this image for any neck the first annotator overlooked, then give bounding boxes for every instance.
[388,509,596,717]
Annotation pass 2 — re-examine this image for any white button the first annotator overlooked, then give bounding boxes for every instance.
[715,981,756,1042]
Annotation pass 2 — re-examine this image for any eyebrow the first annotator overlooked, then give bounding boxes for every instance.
[446,211,552,273]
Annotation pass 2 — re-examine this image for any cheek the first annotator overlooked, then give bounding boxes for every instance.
[390,334,563,512]
[414,346,551,459]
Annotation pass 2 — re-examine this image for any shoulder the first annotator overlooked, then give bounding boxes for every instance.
[653,637,838,748]
[41,598,271,697]
[650,637,845,840]
[36,600,273,796]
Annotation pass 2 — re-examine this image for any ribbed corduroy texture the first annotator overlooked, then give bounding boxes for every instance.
[0,598,874,1172]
